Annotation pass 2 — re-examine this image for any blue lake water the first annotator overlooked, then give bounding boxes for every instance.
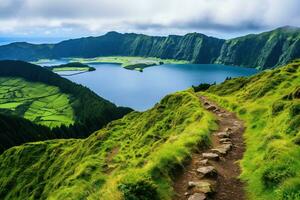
[43,61,258,111]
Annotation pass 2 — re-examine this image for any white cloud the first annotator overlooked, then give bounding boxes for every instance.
[0,0,299,38]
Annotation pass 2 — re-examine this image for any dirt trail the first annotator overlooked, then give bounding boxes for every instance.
[173,96,246,200]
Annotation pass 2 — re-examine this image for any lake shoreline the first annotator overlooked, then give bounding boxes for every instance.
[53,62,258,111]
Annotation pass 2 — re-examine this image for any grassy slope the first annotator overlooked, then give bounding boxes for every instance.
[0,77,74,127]
[0,90,216,200]
[202,60,300,200]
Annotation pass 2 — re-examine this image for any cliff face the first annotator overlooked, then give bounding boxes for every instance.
[0,26,299,69]
[51,32,224,64]
[216,27,300,69]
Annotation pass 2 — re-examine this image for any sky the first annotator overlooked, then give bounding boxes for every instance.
[0,0,299,43]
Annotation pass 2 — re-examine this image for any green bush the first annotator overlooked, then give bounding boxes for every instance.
[118,179,159,200]
[238,107,247,115]
[287,115,300,135]
[272,101,285,115]
[192,83,215,92]
[289,103,300,117]
[277,178,300,200]
[262,163,295,188]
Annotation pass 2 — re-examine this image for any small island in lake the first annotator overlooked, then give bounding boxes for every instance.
[122,60,164,72]
[45,62,96,72]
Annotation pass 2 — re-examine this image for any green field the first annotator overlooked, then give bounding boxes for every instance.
[0,90,216,200]
[34,57,189,72]
[202,60,300,200]
[0,77,74,127]
[52,67,90,72]
[69,56,189,70]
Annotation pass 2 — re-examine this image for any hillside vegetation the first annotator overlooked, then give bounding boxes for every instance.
[0,60,131,127]
[0,90,216,200]
[0,26,299,69]
[0,77,74,127]
[203,60,300,199]
[0,61,131,153]
[0,114,56,153]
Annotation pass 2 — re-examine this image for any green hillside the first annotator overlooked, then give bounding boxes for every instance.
[0,60,131,126]
[0,90,216,200]
[0,60,299,200]
[216,26,300,69]
[1,26,299,69]
[0,77,74,127]
[0,113,56,153]
[203,60,300,199]
[0,60,132,153]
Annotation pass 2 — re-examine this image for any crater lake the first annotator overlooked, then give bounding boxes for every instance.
[41,61,258,110]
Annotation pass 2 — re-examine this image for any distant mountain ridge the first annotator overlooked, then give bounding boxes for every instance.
[0,26,299,69]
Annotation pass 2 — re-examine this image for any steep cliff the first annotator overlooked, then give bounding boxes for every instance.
[0,26,299,69]
[216,26,300,69]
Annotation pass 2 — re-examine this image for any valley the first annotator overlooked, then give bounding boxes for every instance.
[0,20,299,200]
[0,0,299,199]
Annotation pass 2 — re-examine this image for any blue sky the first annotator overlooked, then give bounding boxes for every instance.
[0,0,299,43]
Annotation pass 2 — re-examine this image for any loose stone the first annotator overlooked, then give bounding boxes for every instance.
[211,147,228,155]
[225,127,233,133]
[204,102,210,106]
[188,193,206,200]
[196,166,216,176]
[207,105,217,111]
[219,138,231,142]
[193,181,215,194]
[221,143,232,151]
[222,141,233,145]
[215,132,230,138]
[199,159,209,165]
[202,152,219,160]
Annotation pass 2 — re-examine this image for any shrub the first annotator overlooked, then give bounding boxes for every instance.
[289,103,300,117]
[272,101,285,115]
[262,163,295,188]
[277,178,300,200]
[292,134,300,145]
[238,107,247,115]
[118,179,159,200]
[287,115,300,135]
[192,83,214,92]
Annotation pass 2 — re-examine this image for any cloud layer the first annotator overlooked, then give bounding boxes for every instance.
[0,0,299,38]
